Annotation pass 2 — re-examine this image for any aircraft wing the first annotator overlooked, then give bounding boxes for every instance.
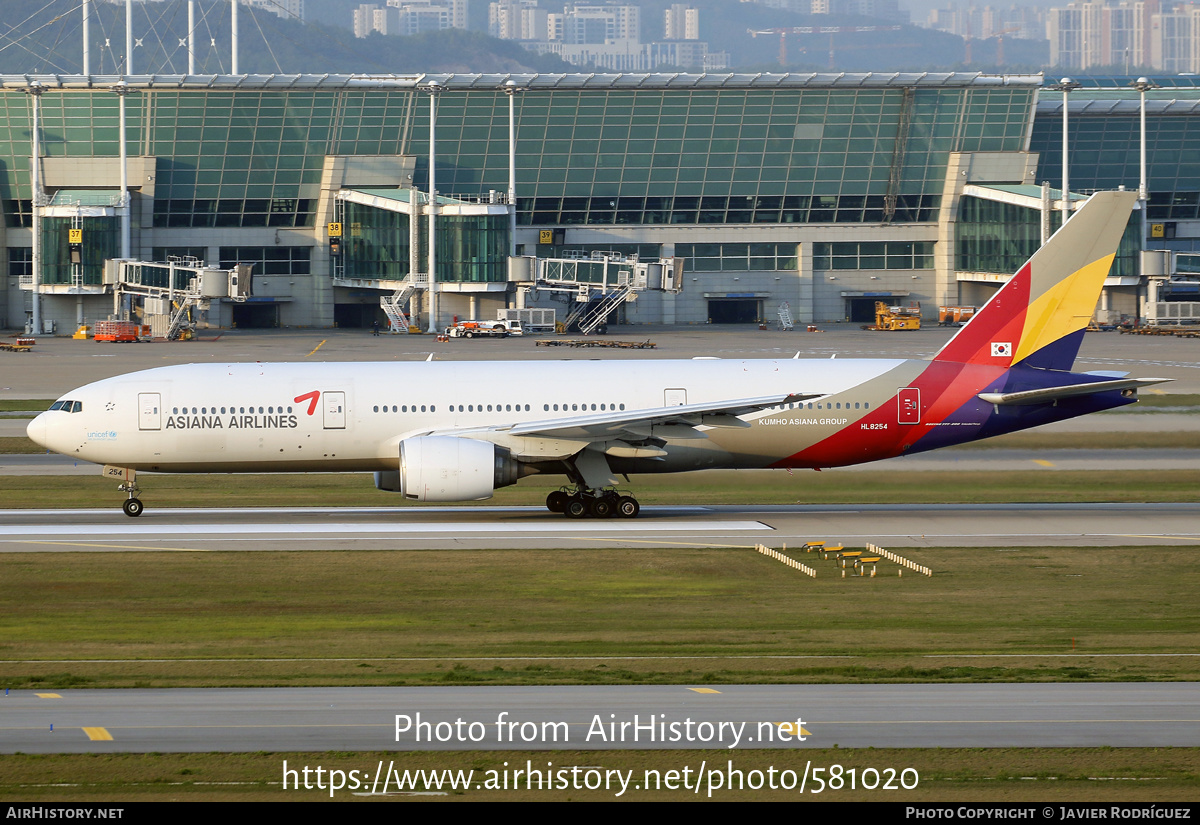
[420,392,821,451]
[977,377,1172,406]
[500,392,822,440]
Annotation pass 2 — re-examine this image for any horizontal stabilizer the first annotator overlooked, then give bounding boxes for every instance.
[977,377,1172,406]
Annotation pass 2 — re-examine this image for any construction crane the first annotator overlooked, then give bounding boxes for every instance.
[748,25,902,69]
[964,23,1022,66]
[992,26,1023,66]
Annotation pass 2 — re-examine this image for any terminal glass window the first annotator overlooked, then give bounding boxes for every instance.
[957,196,1137,278]
[956,197,1058,275]
[414,86,1021,227]
[538,244,661,259]
[1032,106,1200,213]
[1147,191,1200,221]
[812,241,934,270]
[436,214,508,283]
[340,201,412,281]
[676,243,798,271]
[38,217,118,286]
[8,247,32,282]
[152,248,209,264]
[219,247,311,276]
[3,199,32,228]
[0,83,1027,237]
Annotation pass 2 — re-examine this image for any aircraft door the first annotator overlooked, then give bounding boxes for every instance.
[897,387,921,425]
[138,393,161,431]
[323,391,346,429]
[665,388,687,406]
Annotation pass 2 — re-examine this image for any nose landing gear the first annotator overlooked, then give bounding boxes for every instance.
[118,480,143,517]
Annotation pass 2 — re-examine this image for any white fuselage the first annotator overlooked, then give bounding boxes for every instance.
[27,358,915,474]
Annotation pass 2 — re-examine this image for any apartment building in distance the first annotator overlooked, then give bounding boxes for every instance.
[487,1,726,70]
[1046,0,1200,73]
[353,0,468,37]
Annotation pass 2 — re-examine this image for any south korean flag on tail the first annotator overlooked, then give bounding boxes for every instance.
[990,342,1012,358]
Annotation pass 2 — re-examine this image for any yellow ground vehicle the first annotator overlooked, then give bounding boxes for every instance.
[870,301,922,331]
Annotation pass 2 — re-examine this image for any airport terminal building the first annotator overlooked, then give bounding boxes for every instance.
[1,71,1197,332]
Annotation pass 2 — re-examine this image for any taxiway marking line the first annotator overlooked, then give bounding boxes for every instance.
[688,688,722,694]
[306,340,326,357]
[775,723,812,736]
[1119,534,1200,542]
[772,532,1200,540]
[82,727,113,741]
[565,536,758,549]
[35,694,61,699]
[926,653,1200,658]
[1033,459,1056,467]
[14,540,211,552]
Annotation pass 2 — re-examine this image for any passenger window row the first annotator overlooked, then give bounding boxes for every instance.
[375,405,436,413]
[172,406,293,415]
[544,403,625,412]
[771,401,872,411]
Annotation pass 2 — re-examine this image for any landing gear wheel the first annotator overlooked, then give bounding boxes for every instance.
[465,331,474,338]
[565,498,588,519]
[546,490,569,513]
[588,496,614,518]
[616,496,640,518]
[122,498,144,518]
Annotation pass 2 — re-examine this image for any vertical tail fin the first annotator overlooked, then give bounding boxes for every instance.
[933,190,1137,371]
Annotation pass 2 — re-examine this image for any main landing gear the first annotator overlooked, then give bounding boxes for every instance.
[545,487,640,519]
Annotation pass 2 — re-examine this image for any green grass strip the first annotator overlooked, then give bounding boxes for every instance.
[2,546,1199,687]
[0,399,54,412]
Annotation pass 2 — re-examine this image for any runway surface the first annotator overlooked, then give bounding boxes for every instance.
[3,683,1198,753]
[2,502,1199,549]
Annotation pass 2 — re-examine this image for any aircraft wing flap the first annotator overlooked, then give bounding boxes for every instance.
[977,377,1172,406]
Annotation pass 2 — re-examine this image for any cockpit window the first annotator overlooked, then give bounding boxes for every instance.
[49,401,66,411]
[50,400,82,412]
[70,401,82,413]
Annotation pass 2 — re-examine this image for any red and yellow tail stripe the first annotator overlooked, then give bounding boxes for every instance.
[934,190,1137,371]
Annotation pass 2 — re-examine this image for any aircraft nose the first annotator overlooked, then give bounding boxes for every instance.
[26,413,48,448]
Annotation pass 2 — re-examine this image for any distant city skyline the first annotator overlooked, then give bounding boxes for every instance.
[480,1,725,70]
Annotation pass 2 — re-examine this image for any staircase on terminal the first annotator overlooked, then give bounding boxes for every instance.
[378,272,429,333]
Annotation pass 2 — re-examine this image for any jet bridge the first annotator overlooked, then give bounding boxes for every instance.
[105,257,251,340]
[533,252,683,334]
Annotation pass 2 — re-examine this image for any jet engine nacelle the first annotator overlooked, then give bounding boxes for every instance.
[374,436,520,501]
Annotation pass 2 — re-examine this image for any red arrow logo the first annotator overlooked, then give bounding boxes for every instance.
[294,391,320,416]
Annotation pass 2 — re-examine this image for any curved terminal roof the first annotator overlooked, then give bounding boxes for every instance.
[1039,97,1200,116]
[0,72,1045,92]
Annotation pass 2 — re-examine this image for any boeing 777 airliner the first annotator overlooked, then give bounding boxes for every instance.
[27,190,1167,518]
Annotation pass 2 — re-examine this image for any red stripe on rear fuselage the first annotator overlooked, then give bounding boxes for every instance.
[771,359,1008,468]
